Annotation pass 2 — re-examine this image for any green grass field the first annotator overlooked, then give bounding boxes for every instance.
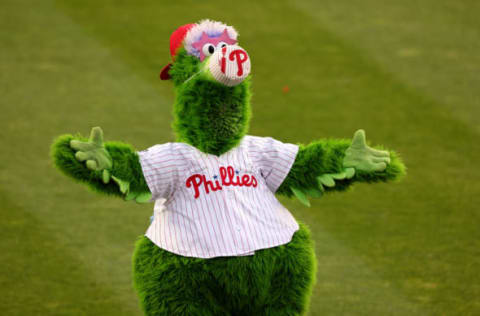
[1,0,479,315]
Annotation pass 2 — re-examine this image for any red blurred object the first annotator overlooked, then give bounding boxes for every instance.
[160,63,172,80]
[282,85,290,94]
[169,24,195,59]
[160,23,195,80]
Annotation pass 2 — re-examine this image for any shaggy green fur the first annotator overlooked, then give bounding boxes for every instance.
[170,49,252,156]
[51,134,149,197]
[169,48,201,86]
[277,139,405,198]
[133,221,316,316]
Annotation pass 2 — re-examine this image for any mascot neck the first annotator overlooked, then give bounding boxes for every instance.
[173,78,251,156]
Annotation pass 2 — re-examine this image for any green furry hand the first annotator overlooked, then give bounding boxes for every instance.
[70,127,113,183]
[343,130,391,172]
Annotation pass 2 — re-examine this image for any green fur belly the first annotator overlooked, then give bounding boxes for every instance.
[132,221,316,316]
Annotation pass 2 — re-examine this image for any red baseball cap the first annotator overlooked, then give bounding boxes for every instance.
[160,23,195,80]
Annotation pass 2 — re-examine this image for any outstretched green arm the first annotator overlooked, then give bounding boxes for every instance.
[51,127,151,202]
[277,130,405,206]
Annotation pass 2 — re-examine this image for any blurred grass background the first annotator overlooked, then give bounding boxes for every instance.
[1,0,479,315]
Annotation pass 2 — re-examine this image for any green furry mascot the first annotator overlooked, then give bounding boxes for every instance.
[51,20,405,315]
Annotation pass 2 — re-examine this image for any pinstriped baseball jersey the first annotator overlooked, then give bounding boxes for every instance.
[138,135,299,259]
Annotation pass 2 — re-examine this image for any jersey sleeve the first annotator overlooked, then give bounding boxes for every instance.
[245,136,299,192]
[137,143,183,200]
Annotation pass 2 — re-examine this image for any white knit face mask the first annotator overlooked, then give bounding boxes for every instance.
[184,45,251,87]
[207,45,251,87]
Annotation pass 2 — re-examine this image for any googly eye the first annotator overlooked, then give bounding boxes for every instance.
[217,41,228,50]
[202,43,216,57]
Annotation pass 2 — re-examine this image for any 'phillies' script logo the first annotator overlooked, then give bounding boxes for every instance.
[186,166,257,199]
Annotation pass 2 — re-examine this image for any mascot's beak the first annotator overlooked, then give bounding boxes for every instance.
[160,63,172,80]
[159,45,251,85]
[207,45,251,87]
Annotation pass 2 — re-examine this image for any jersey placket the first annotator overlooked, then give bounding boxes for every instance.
[223,150,251,254]
[200,152,239,254]
[235,149,259,252]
